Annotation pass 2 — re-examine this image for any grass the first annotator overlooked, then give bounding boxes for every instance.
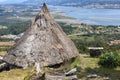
[0,42,15,47]
[70,56,81,68]
[0,68,33,80]
[0,43,35,80]
[80,55,99,69]
[0,42,14,56]
[0,53,120,80]
[0,51,7,56]
[78,55,120,80]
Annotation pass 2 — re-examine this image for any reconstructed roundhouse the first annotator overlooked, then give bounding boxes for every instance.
[3,3,79,69]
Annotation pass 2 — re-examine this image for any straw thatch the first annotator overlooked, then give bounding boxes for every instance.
[3,3,79,69]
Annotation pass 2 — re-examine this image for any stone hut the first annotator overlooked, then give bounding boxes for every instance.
[88,47,103,57]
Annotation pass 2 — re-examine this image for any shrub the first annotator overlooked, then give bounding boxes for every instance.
[98,52,118,68]
[116,53,120,66]
[70,57,81,68]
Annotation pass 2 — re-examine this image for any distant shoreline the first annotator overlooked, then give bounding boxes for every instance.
[89,16,120,21]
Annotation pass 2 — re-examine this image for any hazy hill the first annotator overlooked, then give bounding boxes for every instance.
[23,0,120,8]
[1,0,120,5]
[1,0,120,8]
[23,0,120,5]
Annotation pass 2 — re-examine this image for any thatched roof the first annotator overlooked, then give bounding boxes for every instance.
[3,3,79,69]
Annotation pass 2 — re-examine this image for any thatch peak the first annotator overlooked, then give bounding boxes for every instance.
[41,3,49,13]
[34,3,55,26]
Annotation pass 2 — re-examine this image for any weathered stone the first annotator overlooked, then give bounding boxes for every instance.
[87,74,98,78]
[0,56,8,72]
[65,68,77,76]
[0,56,3,60]
[0,62,7,72]
[103,77,111,80]
[45,73,77,80]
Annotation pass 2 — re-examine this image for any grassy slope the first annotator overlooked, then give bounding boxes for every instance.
[0,42,15,56]
[0,68,32,80]
[0,42,15,47]
[0,55,119,80]
[0,51,7,56]
[79,55,120,80]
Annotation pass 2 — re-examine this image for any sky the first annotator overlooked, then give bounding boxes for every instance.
[0,0,6,2]
[0,0,27,3]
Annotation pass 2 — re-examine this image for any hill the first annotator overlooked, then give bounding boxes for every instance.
[1,0,120,8]
[23,0,120,8]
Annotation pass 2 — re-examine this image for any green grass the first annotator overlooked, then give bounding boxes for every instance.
[0,42,14,56]
[80,55,99,69]
[78,55,120,80]
[0,68,33,80]
[0,51,7,56]
[0,55,120,80]
[70,57,81,68]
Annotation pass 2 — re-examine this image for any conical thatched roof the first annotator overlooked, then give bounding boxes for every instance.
[3,3,79,69]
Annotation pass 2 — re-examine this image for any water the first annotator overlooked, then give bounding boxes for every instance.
[49,5,120,25]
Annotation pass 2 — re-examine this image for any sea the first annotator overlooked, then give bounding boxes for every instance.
[49,5,120,25]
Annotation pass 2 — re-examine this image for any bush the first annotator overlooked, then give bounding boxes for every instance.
[98,52,118,68]
[116,53,120,66]
[70,57,81,68]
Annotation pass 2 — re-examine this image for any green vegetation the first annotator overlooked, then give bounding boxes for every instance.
[0,47,10,52]
[69,24,120,53]
[0,42,14,56]
[0,20,119,53]
[59,22,77,35]
[0,21,31,35]
[24,70,37,80]
[116,54,120,66]
[98,52,119,68]
[0,68,32,80]
[70,57,81,68]
[0,55,119,80]
[0,37,14,42]
[77,55,120,80]
[0,51,7,56]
